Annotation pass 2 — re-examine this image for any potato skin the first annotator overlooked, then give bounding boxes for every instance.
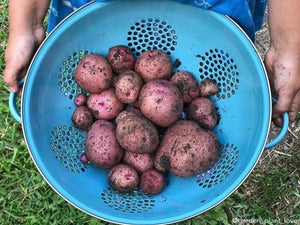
[85,120,124,169]
[123,151,154,174]
[140,169,165,195]
[87,88,125,120]
[170,71,198,104]
[199,78,220,97]
[114,70,144,104]
[71,106,94,131]
[74,93,88,106]
[116,115,159,154]
[187,97,218,130]
[154,120,220,177]
[74,54,113,93]
[106,45,135,74]
[135,50,172,82]
[139,79,183,127]
[108,164,139,193]
[115,107,143,125]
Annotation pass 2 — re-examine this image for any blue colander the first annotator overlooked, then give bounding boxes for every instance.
[9,0,289,224]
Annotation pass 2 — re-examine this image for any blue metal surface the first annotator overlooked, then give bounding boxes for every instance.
[16,0,288,224]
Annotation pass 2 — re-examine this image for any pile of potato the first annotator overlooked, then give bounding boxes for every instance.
[71,45,221,195]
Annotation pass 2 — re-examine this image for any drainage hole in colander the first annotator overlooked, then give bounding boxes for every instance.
[101,187,155,213]
[58,50,89,100]
[127,18,177,57]
[197,49,239,99]
[50,125,89,173]
[196,143,239,188]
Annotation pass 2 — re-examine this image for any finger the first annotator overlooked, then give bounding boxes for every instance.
[3,66,26,93]
[272,89,296,118]
[273,116,283,128]
[287,90,300,122]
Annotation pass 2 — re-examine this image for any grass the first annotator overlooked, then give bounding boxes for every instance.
[0,1,299,224]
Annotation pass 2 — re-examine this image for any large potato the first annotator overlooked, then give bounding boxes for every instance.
[87,88,124,120]
[154,120,220,177]
[139,79,183,127]
[135,50,172,82]
[115,107,143,125]
[116,115,159,154]
[74,54,113,93]
[85,120,124,169]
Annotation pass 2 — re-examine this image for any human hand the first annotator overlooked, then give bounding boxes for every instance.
[3,28,45,93]
[264,47,300,125]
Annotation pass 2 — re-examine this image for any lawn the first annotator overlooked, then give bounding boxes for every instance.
[0,1,299,224]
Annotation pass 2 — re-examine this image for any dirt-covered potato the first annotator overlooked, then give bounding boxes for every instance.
[74,54,113,93]
[74,93,88,106]
[115,107,143,125]
[106,45,135,74]
[71,106,94,131]
[87,88,124,120]
[154,120,220,177]
[199,78,220,97]
[187,97,218,130]
[85,120,124,169]
[116,115,159,154]
[108,164,139,193]
[140,169,165,195]
[139,79,183,127]
[135,50,172,82]
[114,70,144,104]
[170,71,198,103]
[123,151,154,174]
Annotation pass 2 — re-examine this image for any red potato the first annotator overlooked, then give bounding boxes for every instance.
[169,71,199,103]
[85,120,124,169]
[123,151,154,174]
[187,97,218,130]
[154,120,220,177]
[140,169,165,195]
[115,107,143,125]
[114,70,144,104]
[71,106,94,131]
[199,78,220,97]
[106,45,135,74]
[108,164,139,193]
[139,79,183,127]
[135,50,172,82]
[116,115,159,154]
[74,93,88,106]
[87,88,125,120]
[74,54,113,94]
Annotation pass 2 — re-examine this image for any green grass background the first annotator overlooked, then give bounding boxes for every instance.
[0,0,299,224]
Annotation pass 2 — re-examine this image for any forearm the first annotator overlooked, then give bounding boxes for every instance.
[8,0,50,36]
[268,0,300,53]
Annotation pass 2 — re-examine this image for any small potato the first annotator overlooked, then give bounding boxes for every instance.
[85,120,124,169]
[170,71,198,104]
[74,54,113,93]
[108,164,139,193]
[123,151,154,174]
[187,97,218,130]
[71,106,94,131]
[87,88,125,120]
[74,93,88,106]
[154,120,220,177]
[139,79,183,127]
[140,169,165,195]
[106,45,135,74]
[115,107,143,125]
[116,115,159,154]
[114,70,144,104]
[199,78,220,97]
[135,50,172,82]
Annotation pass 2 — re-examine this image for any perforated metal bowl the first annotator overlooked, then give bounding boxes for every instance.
[9,0,288,224]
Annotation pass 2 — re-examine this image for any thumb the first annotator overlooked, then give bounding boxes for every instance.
[272,90,295,118]
[3,66,25,93]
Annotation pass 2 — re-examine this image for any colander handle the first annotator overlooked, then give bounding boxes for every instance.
[264,110,289,150]
[8,79,23,123]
